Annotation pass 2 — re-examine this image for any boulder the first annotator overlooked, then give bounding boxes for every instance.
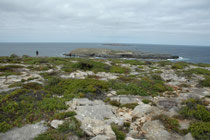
[66,98,116,138]
[76,116,115,138]
[50,120,64,129]
[67,98,115,120]
[131,104,154,118]
[142,120,171,140]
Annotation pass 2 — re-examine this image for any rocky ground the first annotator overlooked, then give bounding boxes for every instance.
[0,55,210,140]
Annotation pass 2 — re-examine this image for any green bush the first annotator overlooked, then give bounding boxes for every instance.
[0,121,13,133]
[200,76,210,87]
[0,88,67,132]
[0,65,23,76]
[153,115,180,132]
[22,82,43,90]
[158,61,172,67]
[151,75,163,81]
[111,124,126,140]
[46,78,109,100]
[53,111,76,120]
[172,62,188,69]
[184,68,210,77]
[110,77,172,96]
[189,121,210,140]
[121,103,138,109]
[179,99,210,122]
[110,66,129,74]
[152,114,187,135]
[142,99,156,106]
[109,100,121,107]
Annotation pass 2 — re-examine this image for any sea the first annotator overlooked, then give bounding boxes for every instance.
[0,42,210,64]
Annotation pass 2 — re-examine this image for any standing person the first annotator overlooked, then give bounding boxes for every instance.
[36,50,39,56]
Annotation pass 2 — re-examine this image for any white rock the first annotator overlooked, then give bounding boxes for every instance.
[0,121,47,140]
[51,120,64,129]
[131,104,154,118]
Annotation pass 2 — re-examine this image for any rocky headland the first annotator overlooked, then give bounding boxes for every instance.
[0,54,210,140]
[64,48,179,59]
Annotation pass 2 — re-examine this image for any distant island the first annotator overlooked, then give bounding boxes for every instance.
[64,48,179,59]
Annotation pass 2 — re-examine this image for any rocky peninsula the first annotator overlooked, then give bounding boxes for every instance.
[64,48,179,59]
[0,54,210,140]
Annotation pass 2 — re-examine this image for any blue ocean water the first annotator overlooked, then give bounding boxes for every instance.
[0,43,209,64]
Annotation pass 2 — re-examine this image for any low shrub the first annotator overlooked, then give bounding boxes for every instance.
[110,77,172,96]
[171,62,188,70]
[110,66,129,74]
[121,103,138,109]
[153,114,187,135]
[200,76,210,87]
[184,68,210,77]
[111,124,126,140]
[179,98,210,122]
[52,111,76,120]
[0,88,67,132]
[189,121,210,140]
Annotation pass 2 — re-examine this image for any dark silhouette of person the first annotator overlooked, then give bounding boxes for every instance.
[36,50,39,56]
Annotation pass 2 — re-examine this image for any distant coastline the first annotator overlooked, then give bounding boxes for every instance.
[102,43,132,46]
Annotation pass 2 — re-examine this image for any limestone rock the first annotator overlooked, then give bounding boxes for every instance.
[76,116,115,138]
[51,120,64,129]
[66,98,116,138]
[0,121,47,140]
[141,120,171,140]
[131,104,154,118]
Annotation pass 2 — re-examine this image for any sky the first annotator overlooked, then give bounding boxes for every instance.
[0,0,210,46]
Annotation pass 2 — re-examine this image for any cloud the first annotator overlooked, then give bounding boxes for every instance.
[0,0,210,45]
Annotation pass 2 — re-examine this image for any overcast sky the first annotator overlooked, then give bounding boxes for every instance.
[0,0,210,45]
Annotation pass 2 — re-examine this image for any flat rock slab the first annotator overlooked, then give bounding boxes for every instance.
[132,104,155,118]
[0,121,48,140]
[67,98,115,120]
[66,98,116,138]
